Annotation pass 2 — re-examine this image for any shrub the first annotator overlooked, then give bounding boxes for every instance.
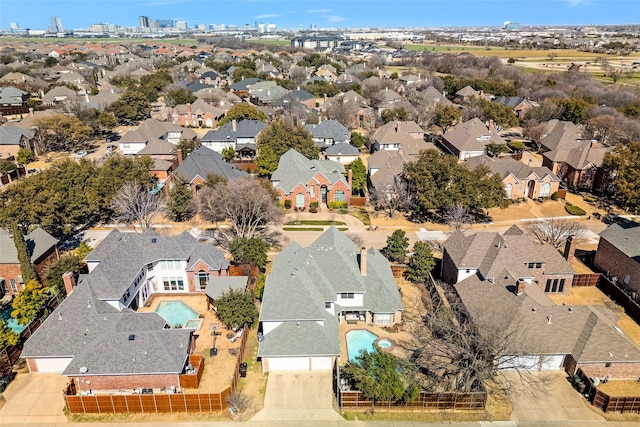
[328,201,347,210]
[310,201,319,208]
[284,200,292,209]
[309,206,318,213]
[551,191,559,201]
[565,203,586,216]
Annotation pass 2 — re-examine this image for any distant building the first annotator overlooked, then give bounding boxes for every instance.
[139,16,151,28]
[49,16,63,33]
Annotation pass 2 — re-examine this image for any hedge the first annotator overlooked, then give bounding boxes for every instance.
[565,203,586,216]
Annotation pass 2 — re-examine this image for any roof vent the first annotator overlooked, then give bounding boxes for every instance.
[129,334,135,341]
[568,307,573,313]
[79,366,88,374]
[296,322,301,328]
[151,238,157,243]
[58,312,63,320]
[87,300,91,309]
[547,315,552,324]
[532,307,537,312]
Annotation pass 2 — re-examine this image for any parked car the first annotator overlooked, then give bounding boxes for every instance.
[75,151,88,159]
[106,133,121,142]
[106,145,117,153]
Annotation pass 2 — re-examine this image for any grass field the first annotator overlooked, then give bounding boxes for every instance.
[246,39,290,46]
[404,44,627,60]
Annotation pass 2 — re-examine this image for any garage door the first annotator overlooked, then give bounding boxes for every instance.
[34,357,72,373]
[541,355,565,370]
[310,357,333,370]
[268,357,309,371]
[498,356,541,370]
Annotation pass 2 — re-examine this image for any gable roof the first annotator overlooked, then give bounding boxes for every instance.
[271,149,349,194]
[0,226,58,265]
[201,119,267,143]
[599,222,640,262]
[442,118,506,154]
[464,154,559,182]
[304,119,350,145]
[120,119,197,145]
[0,125,34,146]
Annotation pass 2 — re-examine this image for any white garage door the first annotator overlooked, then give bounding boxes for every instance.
[541,355,565,370]
[268,357,309,371]
[310,357,333,370]
[498,356,541,370]
[34,357,72,373]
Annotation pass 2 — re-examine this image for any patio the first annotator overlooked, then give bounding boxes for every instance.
[137,294,241,393]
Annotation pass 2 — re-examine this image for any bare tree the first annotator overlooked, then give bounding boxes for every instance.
[199,177,283,245]
[443,204,472,231]
[523,218,587,249]
[522,119,548,152]
[370,175,412,218]
[326,98,360,128]
[111,181,165,232]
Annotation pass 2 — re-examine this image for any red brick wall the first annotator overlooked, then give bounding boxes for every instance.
[72,373,181,392]
[579,362,640,380]
[186,259,227,292]
[595,238,640,294]
[0,263,22,296]
[34,247,59,284]
[26,358,38,373]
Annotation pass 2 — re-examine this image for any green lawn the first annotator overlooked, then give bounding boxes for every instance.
[246,39,290,46]
[284,220,346,226]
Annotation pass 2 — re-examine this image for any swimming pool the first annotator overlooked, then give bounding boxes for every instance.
[346,330,378,362]
[0,305,25,334]
[155,301,199,328]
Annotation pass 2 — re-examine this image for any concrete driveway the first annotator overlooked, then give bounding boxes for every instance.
[0,373,68,424]
[505,371,604,423]
[251,371,342,421]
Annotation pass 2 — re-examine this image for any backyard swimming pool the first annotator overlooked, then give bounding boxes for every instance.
[0,305,25,334]
[155,301,199,328]
[346,329,378,362]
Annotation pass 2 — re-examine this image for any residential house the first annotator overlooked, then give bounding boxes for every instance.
[41,86,79,106]
[324,143,360,166]
[271,149,351,209]
[204,276,249,311]
[368,120,428,153]
[170,99,225,128]
[304,119,350,151]
[0,86,29,113]
[323,90,377,131]
[174,145,248,197]
[540,120,612,190]
[194,87,241,108]
[464,154,560,200]
[453,85,490,103]
[493,96,538,119]
[200,119,266,154]
[277,88,317,109]
[258,227,403,372]
[21,230,230,379]
[118,119,197,156]
[228,78,262,99]
[246,80,289,106]
[440,118,507,160]
[416,85,453,111]
[367,149,408,201]
[594,222,640,293]
[0,125,34,159]
[0,227,59,297]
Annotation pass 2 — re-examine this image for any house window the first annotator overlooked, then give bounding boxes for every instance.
[340,293,354,299]
[147,263,154,271]
[545,278,563,293]
[296,193,305,208]
[545,279,552,292]
[9,280,17,293]
[540,182,552,197]
[163,277,185,291]
[325,302,332,308]
[310,186,315,197]
[558,279,565,293]
[505,183,513,198]
[196,270,209,291]
[536,263,542,269]
[334,190,345,202]
[624,275,631,285]
[160,260,181,270]
[377,314,391,325]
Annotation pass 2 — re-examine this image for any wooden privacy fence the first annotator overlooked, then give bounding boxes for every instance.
[349,197,367,207]
[338,390,486,413]
[598,276,640,324]
[576,369,640,414]
[65,325,249,414]
[0,292,64,379]
[389,263,408,279]
[572,273,600,287]
[179,355,205,389]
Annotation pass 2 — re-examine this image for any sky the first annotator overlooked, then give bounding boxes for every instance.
[1,0,638,31]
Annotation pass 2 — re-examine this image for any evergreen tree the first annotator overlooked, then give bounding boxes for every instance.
[43,255,81,293]
[214,289,257,330]
[348,158,367,197]
[383,230,409,263]
[12,222,37,283]
[167,182,195,222]
[256,120,319,177]
[229,237,270,270]
[406,241,436,284]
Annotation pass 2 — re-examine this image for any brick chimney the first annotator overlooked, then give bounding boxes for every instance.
[186,103,192,125]
[488,119,495,132]
[177,148,183,166]
[563,235,577,262]
[63,271,76,296]
[232,119,237,132]
[359,247,367,276]
[347,169,353,189]
[515,279,526,296]
[29,107,34,117]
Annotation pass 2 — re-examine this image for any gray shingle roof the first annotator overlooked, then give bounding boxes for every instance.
[599,223,640,261]
[0,125,34,146]
[324,142,359,156]
[204,276,248,300]
[83,230,228,300]
[175,145,248,183]
[0,226,58,265]
[441,118,506,154]
[304,120,350,146]
[201,119,267,143]
[271,149,348,194]
[464,154,559,182]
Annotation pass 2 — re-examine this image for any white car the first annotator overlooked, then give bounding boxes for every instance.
[75,151,88,159]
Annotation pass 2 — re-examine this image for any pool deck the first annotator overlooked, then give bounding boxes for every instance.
[338,322,417,365]
[137,293,240,392]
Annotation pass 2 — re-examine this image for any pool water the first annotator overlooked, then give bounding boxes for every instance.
[0,305,25,334]
[346,330,378,362]
[155,301,199,328]
[377,338,393,349]
[183,318,204,330]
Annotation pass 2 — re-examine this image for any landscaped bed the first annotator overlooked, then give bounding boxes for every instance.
[283,227,348,231]
[597,380,640,396]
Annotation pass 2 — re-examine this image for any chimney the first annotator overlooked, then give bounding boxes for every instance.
[232,119,237,132]
[63,271,76,296]
[348,168,353,189]
[488,119,494,132]
[359,247,367,276]
[590,140,597,149]
[563,235,577,262]
[515,279,526,296]
[29,107,34,117]
[398,147,403,157]
[177,148,183,166]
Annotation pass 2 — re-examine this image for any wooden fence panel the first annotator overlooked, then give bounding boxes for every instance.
[338,390,486,413]
[572,274,600,287]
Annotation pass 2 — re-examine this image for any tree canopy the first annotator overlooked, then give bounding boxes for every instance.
[214,288,257,330]
[34,114,93,153]
[348,158,367,197]
[218,103,267,126]
[603,141,640,211]
[228,237,270,270]
[43,255,81,293]
[11,279,49,326]
[406,241,436,284]
[256,120,319,177]
[166,182,195,222]
[12,222,38,283]
[383,230,409,263]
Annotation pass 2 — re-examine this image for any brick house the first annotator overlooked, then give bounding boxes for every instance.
[271,149,351,209]
[170,99,225,128]
[0,126,35,160]
[464,154,560,200]
[594,222,640,293]
[322,90,377,131]
[442,225,640,376]
[0,227,59,297]
[21,230,229,379]
[440,118,507,160]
